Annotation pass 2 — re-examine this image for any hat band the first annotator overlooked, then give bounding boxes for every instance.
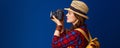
[70,6,86,15]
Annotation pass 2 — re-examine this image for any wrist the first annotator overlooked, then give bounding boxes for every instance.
[56,25,63,32]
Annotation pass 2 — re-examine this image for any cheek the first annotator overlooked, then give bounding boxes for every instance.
[67,15,77,23]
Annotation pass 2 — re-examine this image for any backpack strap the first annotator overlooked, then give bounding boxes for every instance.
[75,28,92,42]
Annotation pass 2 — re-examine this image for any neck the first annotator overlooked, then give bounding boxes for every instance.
[72,19,78,26]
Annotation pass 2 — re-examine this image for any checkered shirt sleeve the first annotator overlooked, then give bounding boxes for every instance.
[52,30,82,48]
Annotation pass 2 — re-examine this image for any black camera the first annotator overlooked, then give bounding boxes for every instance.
[50,9,64,21]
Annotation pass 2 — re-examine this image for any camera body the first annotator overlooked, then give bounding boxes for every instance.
[50,9,64,21]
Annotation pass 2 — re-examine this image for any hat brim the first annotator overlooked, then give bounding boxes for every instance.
[64,8,88,19]
[64,8,70,10]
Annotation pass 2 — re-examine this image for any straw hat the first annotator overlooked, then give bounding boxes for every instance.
[64,0,89,19]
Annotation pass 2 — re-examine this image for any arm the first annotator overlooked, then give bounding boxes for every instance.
[51,16,65,37]
[52,31,81,47]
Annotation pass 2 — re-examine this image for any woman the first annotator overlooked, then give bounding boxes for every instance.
[51,0,89,48]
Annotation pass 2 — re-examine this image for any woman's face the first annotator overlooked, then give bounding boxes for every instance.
[66,11,77,23]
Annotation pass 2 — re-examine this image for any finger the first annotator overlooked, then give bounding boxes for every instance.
[51,19,55,22]
[52,16,57,20]
[51,19,57,23]
[53,16,60,23]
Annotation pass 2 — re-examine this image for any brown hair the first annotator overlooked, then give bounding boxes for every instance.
[65,13,86,33]
[70,13,86,30]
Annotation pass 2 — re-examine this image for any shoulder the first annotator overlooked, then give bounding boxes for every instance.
[68,28,85,33]
[66,27,88,35]
[69,28,88,36]
[67,29,81,36]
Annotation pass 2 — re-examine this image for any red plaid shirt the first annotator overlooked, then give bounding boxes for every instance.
[52,26,89,48]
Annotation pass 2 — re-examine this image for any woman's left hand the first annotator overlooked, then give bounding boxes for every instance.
[51,16,62,26]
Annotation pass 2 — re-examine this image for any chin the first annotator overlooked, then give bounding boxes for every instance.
[67,20,72,23]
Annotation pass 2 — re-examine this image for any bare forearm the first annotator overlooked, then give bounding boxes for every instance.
[54,25,63,37]
[54,30,60,36]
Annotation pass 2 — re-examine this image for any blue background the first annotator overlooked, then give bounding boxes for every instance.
[0,0,120,48]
